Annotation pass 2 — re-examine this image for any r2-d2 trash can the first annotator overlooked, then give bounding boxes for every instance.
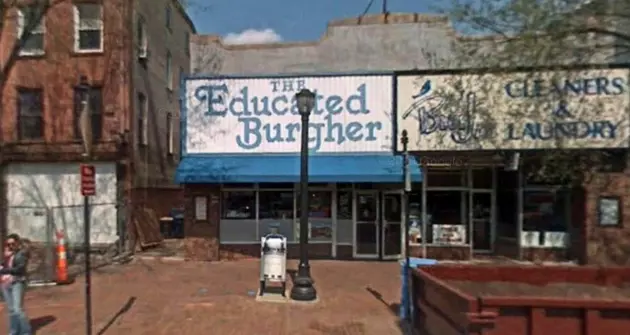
[259,233,287,296]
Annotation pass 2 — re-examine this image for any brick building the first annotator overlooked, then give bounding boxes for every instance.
[0,0,194,248]
[183,13,630,265]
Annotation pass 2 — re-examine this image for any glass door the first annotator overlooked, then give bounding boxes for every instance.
[353,191,379,258]
[471,191,493,252]
[382,192,403,259]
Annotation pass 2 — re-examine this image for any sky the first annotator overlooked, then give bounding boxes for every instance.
[186,0,438,44]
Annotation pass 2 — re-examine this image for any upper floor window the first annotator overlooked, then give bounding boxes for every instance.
[137,93,148,146]
[184,31,190,56]
[17,88,44,140]
[74,3,103,52]
[137,15,147,53]
[166,50,173,90]
[179,66,185,89]
[73,86,103,141]
[16,6,45,56]
[166,112,174,155]
[165,5,172,31]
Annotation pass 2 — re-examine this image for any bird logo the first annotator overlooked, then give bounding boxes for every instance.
[401,80,445,121]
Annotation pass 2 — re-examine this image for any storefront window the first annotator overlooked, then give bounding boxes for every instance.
[259,190,295,240]
[219,191,257,242]
[297,191,333,242]
[426,191,467,245]
[522,189,569,248]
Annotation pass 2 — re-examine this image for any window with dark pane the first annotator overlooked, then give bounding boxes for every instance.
[17,6,45,54]
[17,89,43,140]
[75,3,102,51]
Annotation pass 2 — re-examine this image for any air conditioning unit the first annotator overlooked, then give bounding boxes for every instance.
[138,44,148,60]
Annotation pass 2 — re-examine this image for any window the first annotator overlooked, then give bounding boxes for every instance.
[184,32,190,55]
[16,6,45,55]
[73,86,102,141]
[220,191,257,242]
[221,191,255,220]
[165,5,171,30]
[259,191,294,220]
[74,3,103,52]
[136,15,147,55]
[179,66,185,89]
[166,112,174,155]
[17,89,43,140]
[137,93,147,146]
[297,191,332,218]
[521,189,570,247]
[166,51,173,90]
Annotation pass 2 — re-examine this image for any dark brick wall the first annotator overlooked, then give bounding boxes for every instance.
[582,166,630,265]
[182,184,220,261]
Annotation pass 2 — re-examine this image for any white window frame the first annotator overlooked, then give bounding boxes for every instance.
[16,6,46,56]
[137,15,147,56]
[73,3,103,53]
[138,93,148,146]
[167,112,174,155]
[166,50,173,90]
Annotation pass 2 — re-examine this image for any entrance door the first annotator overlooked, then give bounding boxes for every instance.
[471,192,493,252]
[382,192,403,259]
[354,191,379,258]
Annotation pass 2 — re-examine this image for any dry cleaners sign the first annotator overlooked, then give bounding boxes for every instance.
[396,69,630,151]
[184,75,393,154]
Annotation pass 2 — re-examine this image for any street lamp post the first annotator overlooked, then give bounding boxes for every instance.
[290,88,317,302]
[77,75,93,335]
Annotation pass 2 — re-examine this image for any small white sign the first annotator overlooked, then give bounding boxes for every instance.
[433,224,466,245]
[194,196,207,221]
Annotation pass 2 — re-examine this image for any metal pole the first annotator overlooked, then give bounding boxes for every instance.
[401,130,412,324]
[298,110,310,277]
[80,85,93,335]
[84,193,92,335]
[290,91,317,301]
[421,166,427,259]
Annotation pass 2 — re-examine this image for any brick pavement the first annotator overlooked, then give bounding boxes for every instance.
[0,259,404,334]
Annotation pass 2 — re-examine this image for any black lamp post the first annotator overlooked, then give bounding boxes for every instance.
[77,75,93,335]
[290,88,317,302]
[401,130,412,324]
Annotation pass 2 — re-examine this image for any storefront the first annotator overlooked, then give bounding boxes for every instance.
[176,73,421,260]
[395,67,630,263]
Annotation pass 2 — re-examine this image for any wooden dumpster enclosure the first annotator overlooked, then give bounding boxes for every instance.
[411,265,630,335]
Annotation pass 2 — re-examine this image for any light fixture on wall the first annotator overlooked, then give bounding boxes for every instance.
[504,152,520,171]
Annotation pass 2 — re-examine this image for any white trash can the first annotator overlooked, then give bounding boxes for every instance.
[259,233,287,296]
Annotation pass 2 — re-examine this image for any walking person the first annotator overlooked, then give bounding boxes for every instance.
[1,234,32,335]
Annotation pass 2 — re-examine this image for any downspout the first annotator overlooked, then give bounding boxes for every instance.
[124,0,136,253]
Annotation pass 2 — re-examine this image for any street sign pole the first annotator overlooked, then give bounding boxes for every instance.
[80,163,95,335]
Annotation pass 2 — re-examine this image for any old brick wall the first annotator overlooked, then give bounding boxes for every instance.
[583,166,630,265]
[0,0,131,152]
[182,184,220,261]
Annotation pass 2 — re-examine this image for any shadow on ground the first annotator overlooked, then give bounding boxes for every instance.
[31,315,56,333]
[366,286,413,335]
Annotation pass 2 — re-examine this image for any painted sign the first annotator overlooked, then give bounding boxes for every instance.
[397,69,630,151]
[433,224,466,245]
[184,75,393,154]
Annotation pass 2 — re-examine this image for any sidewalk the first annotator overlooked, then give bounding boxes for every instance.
[3,259,405,334]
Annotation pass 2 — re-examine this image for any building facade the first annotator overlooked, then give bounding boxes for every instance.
[177,74,421,260]
[0,0,194,248]
[185,13,630,265]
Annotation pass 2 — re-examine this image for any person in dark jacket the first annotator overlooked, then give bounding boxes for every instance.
[1,234,32,335]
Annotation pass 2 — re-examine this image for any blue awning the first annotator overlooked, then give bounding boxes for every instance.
[175,155,422,184]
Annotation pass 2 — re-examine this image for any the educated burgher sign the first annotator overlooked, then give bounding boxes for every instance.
[397,68,630,151]
[184,75,393,154]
